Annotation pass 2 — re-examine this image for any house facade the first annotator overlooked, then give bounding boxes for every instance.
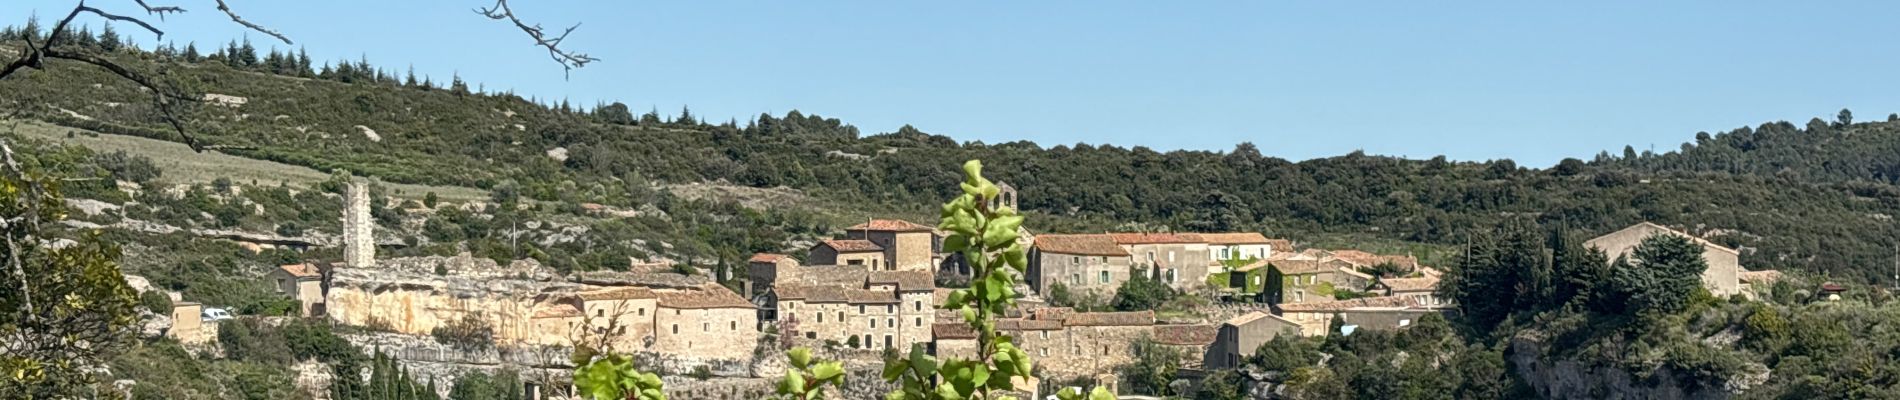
[773,266,936,350]
[1028,234,1134,298]
[1585,222,1743,296]
[1111,233,1211,292]
[1271,259,1373,303]
[1202,232,1278,264]
[809,239,885,268]
[746,253,799,297]
[1206,311,1301,369]
[843,219,940,272]
[1278,296,1435,337]
[270,263,326,317]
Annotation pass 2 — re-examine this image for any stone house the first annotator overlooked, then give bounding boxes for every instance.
[1585,222,1743,296]
[270,263,326,317]
[651,287,762,360]
[1201,233,1279,274]
[1271,259,1373,303]
[1328,250,1420,272]
[930,322,980,359]
[1110,233,1211,292]
[1031,311,1157,379]
[1277,296,1435,337]
[843,219,940,272]
[1152,324,1219,369]
[773,265,936,351]
[168,301,210,345]
[1205,311,1300,369]
[1373,275,1447,307]
[1028,234,1134,298]
[575,287,660,350]
[746,253,798,297]
[808,239,885,268]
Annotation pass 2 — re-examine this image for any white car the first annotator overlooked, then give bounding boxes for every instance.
[201,307,235,322]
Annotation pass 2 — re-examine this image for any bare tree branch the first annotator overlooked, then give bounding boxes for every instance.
[214,0,291,45]
[133,0,186,19]
[76,3,166,40]
[476,0,598,77]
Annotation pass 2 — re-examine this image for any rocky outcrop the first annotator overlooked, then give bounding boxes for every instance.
[1509,332,1762,400]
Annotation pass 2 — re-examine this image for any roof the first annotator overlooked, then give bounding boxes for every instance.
[1225,311,1297,328]
[868,270,935,292]
[846,289,900,304]
[1279,296,1425,312]
[1034,234,1130,256]
[1064,311,1154,327]
[1152,324,1219,346]
[934,288,956,306]
[1329,250,1419,269]
[1269,259,1353,275]
[819,239,883,253]
[1108,233,1200,245]
[847,219,936,232]
[577,287,658,302]
[532,303,583,319]
[782,285,851,303]
[1380,276,1440,292]
[1595,222,1740,255]
[1199,232,1273,245]
[1028,307,1074,322]
[1264,239,1294,252]
[656,286,756,309]
[998,318,1065,331]
[749,253,791,263]
[277,263,322,279]
[933,323,979,340]
[1739,269,1782,284]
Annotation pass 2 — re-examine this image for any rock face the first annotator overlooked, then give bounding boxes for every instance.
[325,255,575,343]
[1509,333,1755,400]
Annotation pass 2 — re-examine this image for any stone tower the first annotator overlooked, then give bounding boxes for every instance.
[993,181,1018,211]
[342,181,375,269]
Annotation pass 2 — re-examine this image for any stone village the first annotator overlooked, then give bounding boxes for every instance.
[157,182,1781,398]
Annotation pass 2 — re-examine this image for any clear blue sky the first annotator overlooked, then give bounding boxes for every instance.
[7,1,1899,166]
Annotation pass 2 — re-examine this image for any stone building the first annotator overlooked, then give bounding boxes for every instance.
[1028,234,1133,298]
[842,219,941,272]
[1205,311,1300,369]
[808,239,885,268]
[1201,232,1279,267]
[168,301,210,345]
[1585,222,1743,296]
[1278,296,1436,337]
[1373,275,1446,307]
[1267,259,1373,303]
[1010,310,1157,379]
[746,253,798,297]
[930,323,980,359]
[1152,324,1219,369]
[269,263,326,317]
[1110,233,1211,292]
[773,265,936,350]
[1327,250,1420,272]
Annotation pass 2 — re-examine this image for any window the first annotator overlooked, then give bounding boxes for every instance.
[1147,251,1155,262]
[731,321,737,330]
[859,305,865,314]
[275,279,286,292]
[1295,290,1305,303]
[596,309,604,317]
[872,319,878,328]
[617,326,626,335]
[1039,348,1048,357]
[676,309,681,315]
[915,317,922,327]
[1166,269,1177,283]
[915,301,923,312]
[1099,271,1111,284]
[1072,274,1081,285]
[1072,256,1080,264]
[1253,275,1263,286]
[885,335,893,349]
[837,311,844,321]
[1168,251,1176,263]
[1399,319,1412,327]
[887,305,894,314]
[1103,345,1109,355]
[671,325,679,334]
[638,308,645,316]
[1040,331,1049,340]
[847,259,863,266]
[887,317,894,328]
[703,322,709,332]
[818,313,824,323]
[806,332,816,339]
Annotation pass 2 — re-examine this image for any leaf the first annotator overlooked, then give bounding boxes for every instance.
[1088,386,1117,400]
[909,345,939,378]
[789,347,812,368]
[812,361,844,382]
[783,369,806,394]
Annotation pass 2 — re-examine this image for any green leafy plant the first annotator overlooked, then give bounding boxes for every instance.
[877,160,1035,400]
[572,353,666,400]
[775,347,845,399]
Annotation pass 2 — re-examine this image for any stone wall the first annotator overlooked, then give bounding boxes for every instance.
[342,182,374,269]
[654,307,761,360]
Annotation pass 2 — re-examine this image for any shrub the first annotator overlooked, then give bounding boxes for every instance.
[844,335,860,349]
[690,365,713,381]
[1113,269,1177,311]
[139,290,174,315]
[432,313,495,351]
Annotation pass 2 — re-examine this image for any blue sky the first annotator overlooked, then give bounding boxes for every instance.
[7,1,1898,166]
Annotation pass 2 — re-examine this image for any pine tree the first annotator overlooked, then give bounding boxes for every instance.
[183,42,202,62]
[99,24,121,52]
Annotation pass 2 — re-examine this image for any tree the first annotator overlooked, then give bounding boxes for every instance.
[1439,219,1548,332]
[1600,233,1708,320]
[1112,268,1176,311]
[1119,338,1183,396]
[449,370,525,400]
[0,144,141,397]
[1836,108,1853,127]
[1195,369,1246,400]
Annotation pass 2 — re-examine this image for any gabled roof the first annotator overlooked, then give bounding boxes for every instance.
[1027,307,1074,322]
[1064,311,1154,327]
[577,287,658,302]
[749,253,791,263]
[846,289,900,304]
[656,285,755,309]
[1225,311,1297,328]
[1034,234,1130,256]
[1380,276,1440,292]
[998,318,1064,331]
[532,303,583,319]
[786,285,851,303]
[1593,222,1740,255]
[1199,233,1273,245]
[1108,233,1200,245]
[1278,296,1425,312]
[933,323,979,340]
[819,239,883,253]
[868,270,935,292]
[1270,259,1354,275]
[848,219,936,232]
[277,263,322,279]
[1153,324,1220,346]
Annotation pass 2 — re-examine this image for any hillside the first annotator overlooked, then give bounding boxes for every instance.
[4,37,1897,281]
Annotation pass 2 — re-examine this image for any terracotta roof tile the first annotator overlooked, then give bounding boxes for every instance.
[1035,234,1130,256]
[802,286,850,304]
[1199,233,1273,245]
[847,219,936,232]
[656,285,755,309]
[532,303,582,319]
[1153,324,1219,345]
[846,289,900,304]
[998,318,1064,331]
[1108,233,1196,245]
[1380,276,1439,292]
[1278,296,1423,312]
[577,287,658,301]
[868,270,935,292]
[278,263,322,278]
[933,323,978,340]
[820,239,883,253]
[750,253,791,263]
[1064,311,1154,327]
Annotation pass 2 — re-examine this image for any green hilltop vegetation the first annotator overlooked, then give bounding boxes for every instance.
[4,27,1898,282]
